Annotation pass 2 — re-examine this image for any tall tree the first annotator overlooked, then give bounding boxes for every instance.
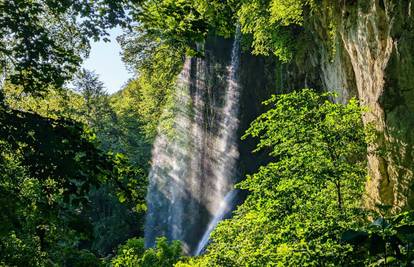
[74,70,114,128]
[179,89,369,266]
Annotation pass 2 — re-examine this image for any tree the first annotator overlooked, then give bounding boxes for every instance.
[3,76,151,258]
[73,69,118,149]
[0,1,152,265]
[3,83,86,122]
[0,0,134,95]
[182,89,369,266]
[0,106,112,265]
[0,100,151,264]
[131,0,235,52]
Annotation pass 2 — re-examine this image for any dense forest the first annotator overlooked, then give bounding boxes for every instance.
[1,0,414,266]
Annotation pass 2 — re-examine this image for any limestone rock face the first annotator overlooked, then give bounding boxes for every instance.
[313,0,414,211]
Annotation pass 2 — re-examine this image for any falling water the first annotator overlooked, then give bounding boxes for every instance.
[144,58,194,251]
[145,29,242,255]
[194,190,239,256]
[194,29,242,255]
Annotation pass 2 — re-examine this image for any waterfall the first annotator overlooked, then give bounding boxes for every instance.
[144,58,194,251]
[145,29,242,255]
[194,29,242,255]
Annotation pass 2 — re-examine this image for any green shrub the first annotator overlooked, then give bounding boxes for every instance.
[111,237,181,267]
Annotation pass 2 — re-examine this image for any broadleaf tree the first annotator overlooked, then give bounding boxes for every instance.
[178,89,370,266]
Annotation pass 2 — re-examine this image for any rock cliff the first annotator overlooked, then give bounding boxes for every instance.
[308,0,414,211]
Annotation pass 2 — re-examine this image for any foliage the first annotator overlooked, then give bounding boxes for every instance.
[73,69,127,154]
[3,81,150,257]
[236,0,315,61]
[118,27,184,76]
[62,248,104,267]
[342,211,414,266]
[0,0,152,265]
[111,237,182,267]
[0,106,148,264]
[0,142,48,266]
[113,74,175,140]
[124,0,315,62]
[4,72,152,167]
[125,0,317,62]
[110,84,153,161]
[0,105,113,203]
[73,69,111,126]
[4,83,86,122]
[0,132,104,266]
[117,27,184,139]
[0,0,133,94]
[117,2,197,140]
[84,152,148,257]
[132,0,235,52]
[183,89,369,266]
[1,77,149,263]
